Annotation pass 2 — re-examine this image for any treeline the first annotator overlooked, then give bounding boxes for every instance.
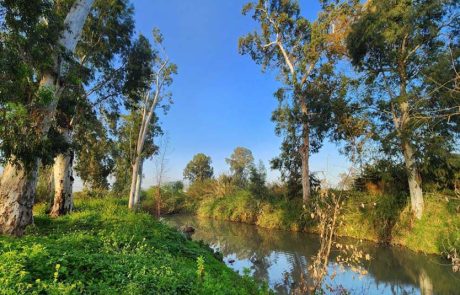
[0,0,459,238]
[0,0,175,235]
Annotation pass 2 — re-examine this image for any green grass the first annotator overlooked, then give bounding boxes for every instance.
[0,197,269,295]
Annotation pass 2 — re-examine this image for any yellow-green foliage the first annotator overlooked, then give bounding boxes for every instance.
[392,197,460,254]
[0,197,269,294]
[196,190,308,232]
[197,190,258,223]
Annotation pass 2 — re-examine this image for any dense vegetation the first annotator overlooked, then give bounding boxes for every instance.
[144,177,460,256]
[0,197,268,294]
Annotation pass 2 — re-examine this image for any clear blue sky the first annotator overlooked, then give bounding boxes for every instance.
[79,0,352,190]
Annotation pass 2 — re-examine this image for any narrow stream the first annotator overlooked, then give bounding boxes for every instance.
[166,214,460,295]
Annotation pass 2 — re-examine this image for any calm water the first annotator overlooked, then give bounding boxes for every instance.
[165,215,460,295]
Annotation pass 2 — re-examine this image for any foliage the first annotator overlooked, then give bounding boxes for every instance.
[354,159,408,195]
[35,164,54,205]
[355,155,460,195]
[248,160,268,199]
[0,0,135,168]
[0,197,268,294]
[112,111,161,194]
[183,153,214,183]
[142,184,188,215]
[0,0,63,167]
[346,0,459,207]
[226,147,254,186]
[239,0,361,202]
[73,110,114,190]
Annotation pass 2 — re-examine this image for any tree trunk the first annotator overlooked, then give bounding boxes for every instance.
[0,160,39,236]
[156,186,161,218]
[128,156,141,209]
[300,100,311,204]
[397,80,424,219]
[50,128,74,217]
[0,0,95,236]
[402,140,424,219]
[133,158,143,207]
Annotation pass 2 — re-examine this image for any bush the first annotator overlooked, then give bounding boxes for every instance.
[142,185,188,215]
[354,160,408,195]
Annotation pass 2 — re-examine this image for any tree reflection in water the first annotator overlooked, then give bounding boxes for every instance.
[166,215,460,295]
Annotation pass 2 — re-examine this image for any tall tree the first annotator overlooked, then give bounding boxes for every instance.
[183,153,214,183]
[346,0,458,219]
[226,147,254,186]
[239,0,357,203]
[126,30,177,210]
[0,0,96,236]
[50,0,134,217]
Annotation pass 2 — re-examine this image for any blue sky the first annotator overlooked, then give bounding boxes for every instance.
[80,0,352,190]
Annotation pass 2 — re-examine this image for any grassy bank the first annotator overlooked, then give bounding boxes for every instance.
[149,187,460,256]
[0,197,268,294]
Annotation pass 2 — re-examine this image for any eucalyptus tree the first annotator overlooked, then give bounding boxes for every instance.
[183,153,214,183]
[49,0,134,217]
[112,35,163,196]
[239,0,357,203]
[126,30,177,210]
[0,0,96,236]
[112,112,161,195]
[346,0,459,219]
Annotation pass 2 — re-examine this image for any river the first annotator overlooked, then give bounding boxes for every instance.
[166,214,460,295]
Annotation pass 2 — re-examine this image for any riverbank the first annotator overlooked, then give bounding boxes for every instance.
[166,214,460,295]
[146,189,460,256]
[0,197,268,294]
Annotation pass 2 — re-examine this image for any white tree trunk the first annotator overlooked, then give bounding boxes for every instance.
[133,158,144,207]
[128,157,140,209]
[402,140,424,220]
[50,128,74,217]
[0,160,39,236]
[0,0,95,236]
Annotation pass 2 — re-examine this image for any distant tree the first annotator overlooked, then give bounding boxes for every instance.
[164,181,184,192]
[183,153,214,183]
[226,147,254,186]
[249,160,268,198]
[346,0,458,218]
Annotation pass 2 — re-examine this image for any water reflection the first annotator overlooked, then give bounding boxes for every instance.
[166,215,460,295]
